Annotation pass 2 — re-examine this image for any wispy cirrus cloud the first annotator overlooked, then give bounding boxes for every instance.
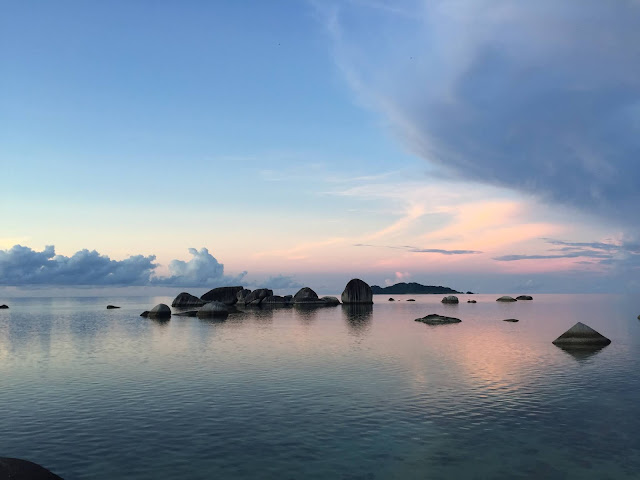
[354,243,481,255]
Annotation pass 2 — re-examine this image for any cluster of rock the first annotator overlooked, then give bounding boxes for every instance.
[496,295,533,302]
[143,278,373,320]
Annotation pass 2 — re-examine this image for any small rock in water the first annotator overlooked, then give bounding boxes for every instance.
[106,305,120,309]
[0,304,8,309]
[406,299,415,302]
[441,295,459,304]
[148,304,171,319]
[415,313,462,325]
[516,295,533,300]
[467,300,477,303]
[552,322,611,348]
[496,296,517,302]
[388,298,395,302]
[503,318,519,322]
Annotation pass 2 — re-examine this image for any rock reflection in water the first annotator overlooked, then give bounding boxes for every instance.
[556,345,607,362]
[342,304,373,335]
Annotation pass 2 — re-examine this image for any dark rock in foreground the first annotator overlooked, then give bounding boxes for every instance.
[0,304,9,309]
[552,322,611,348]
[467,300,477,303]
[441,295,459,304]
[201,286,244,305]
[172,292,205,308]
[516,295,533,300]
[371,282,461,295]
[503,318,519,322]
[0,457,63,479]
[415,314,462,325]
[342,278,373,304]
[106,305,120,309]
[173,310,198,317]
[496,296,517,302]
[148,304,171,319]
[197,301,229,318]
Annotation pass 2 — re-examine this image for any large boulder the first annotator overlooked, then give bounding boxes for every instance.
[148,304,171,319]
[172,292,205,307]
[496,296,517,302]
[242,288,273,306]
[341,279,373,304]
[293,287,320,304]
[441,295,459,304]
[415,314,461,325]
[197,301,229,318]
[552,322,611,348]
[201,286,244,305]
[0,458,63,480]
[516,295,533,300]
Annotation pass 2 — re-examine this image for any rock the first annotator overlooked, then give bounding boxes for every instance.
[171,292,205,308]
[197,301,229,318]
[148,304,171,319]
[516,295,533,300]
[341,278,373,304]
[106,305,120,309]
[503,318,519,322]
[467,300,477,303]
[407,299,415,302]
[173,310,198,317]
[638,315,640,320]
[0,304,9,309]
[293,287,320,303]
[320,296,340,306]
[496,296,517,302]
[388,298,395,302]
[140,311,150,317]
[241,288,273,306]
[552,322,611,348]
[415,314,462,325]
[466,291,474,294]
[441,295,459,304]
[201,286,244,305]
[236,289,252,304]
[0,457,63,480]
[262,295,293,305]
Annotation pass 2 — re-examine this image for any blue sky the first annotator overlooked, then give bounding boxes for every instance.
[2,1,640,294]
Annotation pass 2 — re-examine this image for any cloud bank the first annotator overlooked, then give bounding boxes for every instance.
[0,245,246,287]
[326,0,640,224]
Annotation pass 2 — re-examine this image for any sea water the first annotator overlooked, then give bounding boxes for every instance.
[1,294,639,479]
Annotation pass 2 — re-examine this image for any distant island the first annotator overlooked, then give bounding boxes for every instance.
[371,282,470,295]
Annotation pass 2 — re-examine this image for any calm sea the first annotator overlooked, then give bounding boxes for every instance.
[1,293,639,479]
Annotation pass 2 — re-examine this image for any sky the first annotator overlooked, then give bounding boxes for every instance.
[2,0,640,295]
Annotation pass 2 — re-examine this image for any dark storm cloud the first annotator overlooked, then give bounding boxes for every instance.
[333,0,640,223]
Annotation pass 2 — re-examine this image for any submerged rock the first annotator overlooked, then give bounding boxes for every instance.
[148,304,171,319]
[496,296,517,302]
[503,318,519,322]
[0,304,8,309]
[516,295,533,300]
[341,278,373,304]
[197,301,229,318]
[0,457,63,480]
[415,314,462,325]
[441,295,459,304]
[201,286,244,305]
[552,322,611,348]
[173,310,198,317]
[171,292,205,308]
[467,300,477,303]
[106,305,120,309]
